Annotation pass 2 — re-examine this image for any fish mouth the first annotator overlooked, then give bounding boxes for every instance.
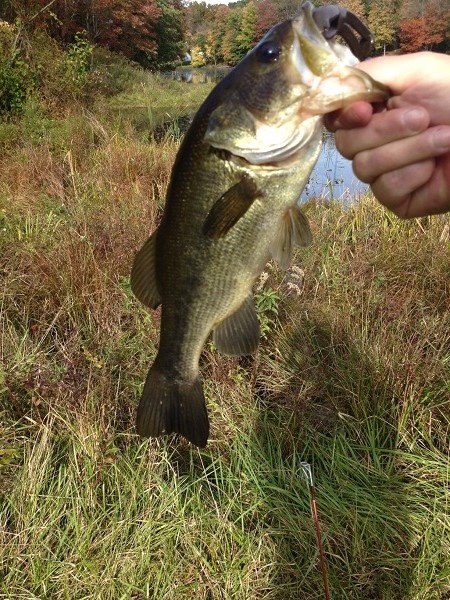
[204,2,389,167]
[291,2,389,112]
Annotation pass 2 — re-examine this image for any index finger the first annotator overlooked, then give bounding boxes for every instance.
[324,101,374,132]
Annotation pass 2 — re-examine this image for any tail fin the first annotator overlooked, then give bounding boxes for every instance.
[136,366,210,448]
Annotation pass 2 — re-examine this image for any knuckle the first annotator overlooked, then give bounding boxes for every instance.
[352,151,374,183]
[371,180,410,218]
[334,130,354,159]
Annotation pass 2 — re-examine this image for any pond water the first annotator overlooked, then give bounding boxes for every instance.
[163,66,232,84]
[301,131,368,202]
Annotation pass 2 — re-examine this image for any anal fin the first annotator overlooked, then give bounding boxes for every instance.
[213,295,260,356]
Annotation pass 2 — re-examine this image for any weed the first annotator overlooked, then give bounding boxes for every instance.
[0,20,33,115]
[66,34,94,88]
[255,285,281,339]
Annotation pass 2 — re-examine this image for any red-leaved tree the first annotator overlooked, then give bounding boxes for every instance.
[35,0,161,61]
[95,0,161,61]
[399,0,449,51]
[254,0,280,41]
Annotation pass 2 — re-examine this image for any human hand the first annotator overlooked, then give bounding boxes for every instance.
[325,52,450,218]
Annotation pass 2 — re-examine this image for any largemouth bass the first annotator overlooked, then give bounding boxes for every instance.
[131,2,388,447]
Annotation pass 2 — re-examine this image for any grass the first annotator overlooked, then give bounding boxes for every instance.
[1,58,450,599]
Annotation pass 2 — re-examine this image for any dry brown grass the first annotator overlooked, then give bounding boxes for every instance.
[254,199,450,450]
[1,54,449,598]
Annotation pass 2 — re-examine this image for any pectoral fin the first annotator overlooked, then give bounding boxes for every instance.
[213,295,260,356]
[203,177,261,239]
[270,206,312,270]
[130,230,162,309]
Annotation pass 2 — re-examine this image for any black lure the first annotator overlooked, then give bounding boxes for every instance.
[312,4,374,61]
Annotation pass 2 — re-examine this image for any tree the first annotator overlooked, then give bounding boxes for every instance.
[93,0,162,63]
[153,0,185,68]
[191,43,206,67]
[272,0,301,20]
[204,4,230,65]
[337,0,366,20]
[184,1,215,38]
[221,6,244,64]
[23,0,162,65]
[254,0,280,40]
[399,0,450,51]
[367,0,401,52]
[238,0,257,49]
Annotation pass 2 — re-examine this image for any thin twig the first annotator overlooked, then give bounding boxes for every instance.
[27,0,58,24]
[11,0,58,55]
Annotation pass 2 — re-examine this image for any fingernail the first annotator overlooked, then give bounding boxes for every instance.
[403,108,427,132]
[433,127,450,152]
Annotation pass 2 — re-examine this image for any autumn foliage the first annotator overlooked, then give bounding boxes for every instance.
[399,0,450,52]
[0,0,449,70]
[36,0,161,61]
[185,0,449,66]
[1,0,182,67]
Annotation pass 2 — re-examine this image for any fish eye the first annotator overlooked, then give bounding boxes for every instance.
[256,41,281,63]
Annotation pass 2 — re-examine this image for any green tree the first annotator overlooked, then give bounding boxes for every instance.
[238,0,257,50]
[0,19,32,115]
[367,0,401,52]
[221,6,244,65]
[153,0,184,68]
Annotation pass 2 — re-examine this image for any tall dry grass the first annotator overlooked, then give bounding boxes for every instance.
[0,53,449,598]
